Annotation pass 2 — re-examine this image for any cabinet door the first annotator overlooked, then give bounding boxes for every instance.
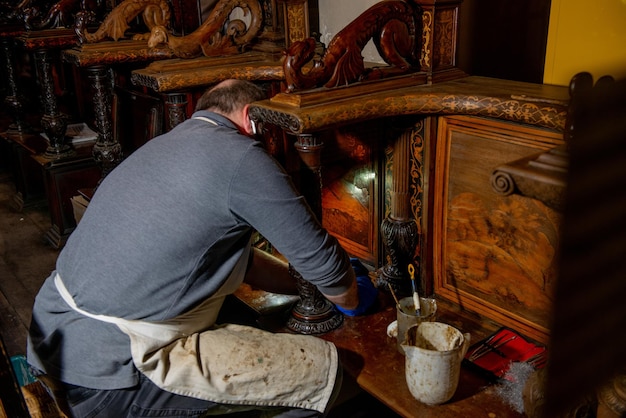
[432,115,563,343]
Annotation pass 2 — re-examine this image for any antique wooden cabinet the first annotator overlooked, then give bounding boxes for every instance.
[251,75,569,344]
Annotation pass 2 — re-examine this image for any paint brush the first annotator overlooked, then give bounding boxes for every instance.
[408,264,421,316]
[388,283,401,310]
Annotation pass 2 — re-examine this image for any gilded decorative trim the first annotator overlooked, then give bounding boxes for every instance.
[285,3,307,44]
[249,106,302,134]
[250,90,568,135]
[433,8,455,69]
[409,119,425,230]
[420,10,432,70]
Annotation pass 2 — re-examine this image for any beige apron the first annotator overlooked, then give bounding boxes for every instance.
[53,245,338,413]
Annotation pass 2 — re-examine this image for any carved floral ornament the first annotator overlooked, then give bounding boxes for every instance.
[73,0,263,59]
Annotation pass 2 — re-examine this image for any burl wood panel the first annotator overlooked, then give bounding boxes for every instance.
[318,120,384,265]
[433,115,564,344]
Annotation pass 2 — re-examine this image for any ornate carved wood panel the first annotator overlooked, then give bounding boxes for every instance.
[432,115,564,344]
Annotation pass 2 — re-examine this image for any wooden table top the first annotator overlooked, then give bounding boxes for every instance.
[61,40,174,67]
[16,28,77,51]
[131,52,284,93]
[235,287,526,417]
[249,75,570,135]
[318,293,525,417]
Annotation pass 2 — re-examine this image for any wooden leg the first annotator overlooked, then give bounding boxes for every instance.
[33,48,73,159]
[1,37,31,135]
[286,133,343,334]
[86,64,120,180]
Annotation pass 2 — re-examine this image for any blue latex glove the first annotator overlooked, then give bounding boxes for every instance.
[335,258,378,316]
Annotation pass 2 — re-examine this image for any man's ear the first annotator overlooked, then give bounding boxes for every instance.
[241,104,257,136]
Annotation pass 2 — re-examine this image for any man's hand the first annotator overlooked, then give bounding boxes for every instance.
[334,258,378,316]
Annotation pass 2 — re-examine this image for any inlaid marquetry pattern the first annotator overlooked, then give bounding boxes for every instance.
[130,64,283,92]
[383,143,393,220]
[408,119,425,231]
[433,8,456,69]
[419,11,432,70]
[250,92,567,135]
[381,119,426,267]
[284,4,307,45]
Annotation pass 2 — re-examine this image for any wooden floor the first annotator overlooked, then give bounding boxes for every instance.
[0,171,59,358]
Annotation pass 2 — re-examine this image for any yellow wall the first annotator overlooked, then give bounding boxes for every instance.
[544,0,626,86]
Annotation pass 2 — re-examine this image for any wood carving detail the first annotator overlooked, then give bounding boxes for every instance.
[147,0,263,58]
[433,8,455,69]
[419,10,432,70]
[253,92,568,135]
[283,0,422,92]
[23,0,100,30]
[284,2,307,45]
[74,0,171,43]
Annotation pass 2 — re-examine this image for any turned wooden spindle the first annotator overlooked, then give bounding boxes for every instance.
[380,126,419,296]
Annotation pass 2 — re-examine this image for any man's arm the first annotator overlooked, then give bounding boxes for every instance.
[244,247,359,311]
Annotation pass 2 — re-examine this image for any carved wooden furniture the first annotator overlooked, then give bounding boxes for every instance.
[0,24,47,211]
[1,28,81,211]
[1,23,31,137]
[16,28,80,159]
[1,133,48,211]
[251,72,570,342]
[32,144,101,247]
[130,0,310,133]
[246,0,466,333]
[131,52,284,132]
[62,41,174,179]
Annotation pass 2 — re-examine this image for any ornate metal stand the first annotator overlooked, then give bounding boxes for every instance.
[286,133,343,334]
[379,124,419,297]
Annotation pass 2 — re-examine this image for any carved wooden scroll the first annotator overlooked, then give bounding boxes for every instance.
[283,0,422,92]
[146,0,263,58]
[74,0,172,44]
[23,0,103,31]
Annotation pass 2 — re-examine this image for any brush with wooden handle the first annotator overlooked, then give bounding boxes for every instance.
[407,264,421,316]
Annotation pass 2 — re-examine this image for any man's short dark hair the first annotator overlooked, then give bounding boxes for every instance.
[195,80,266,113]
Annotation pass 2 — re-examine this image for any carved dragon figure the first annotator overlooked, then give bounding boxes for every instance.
[74,0,171,43]
[283,0,421,92]
[147,0,262,59]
